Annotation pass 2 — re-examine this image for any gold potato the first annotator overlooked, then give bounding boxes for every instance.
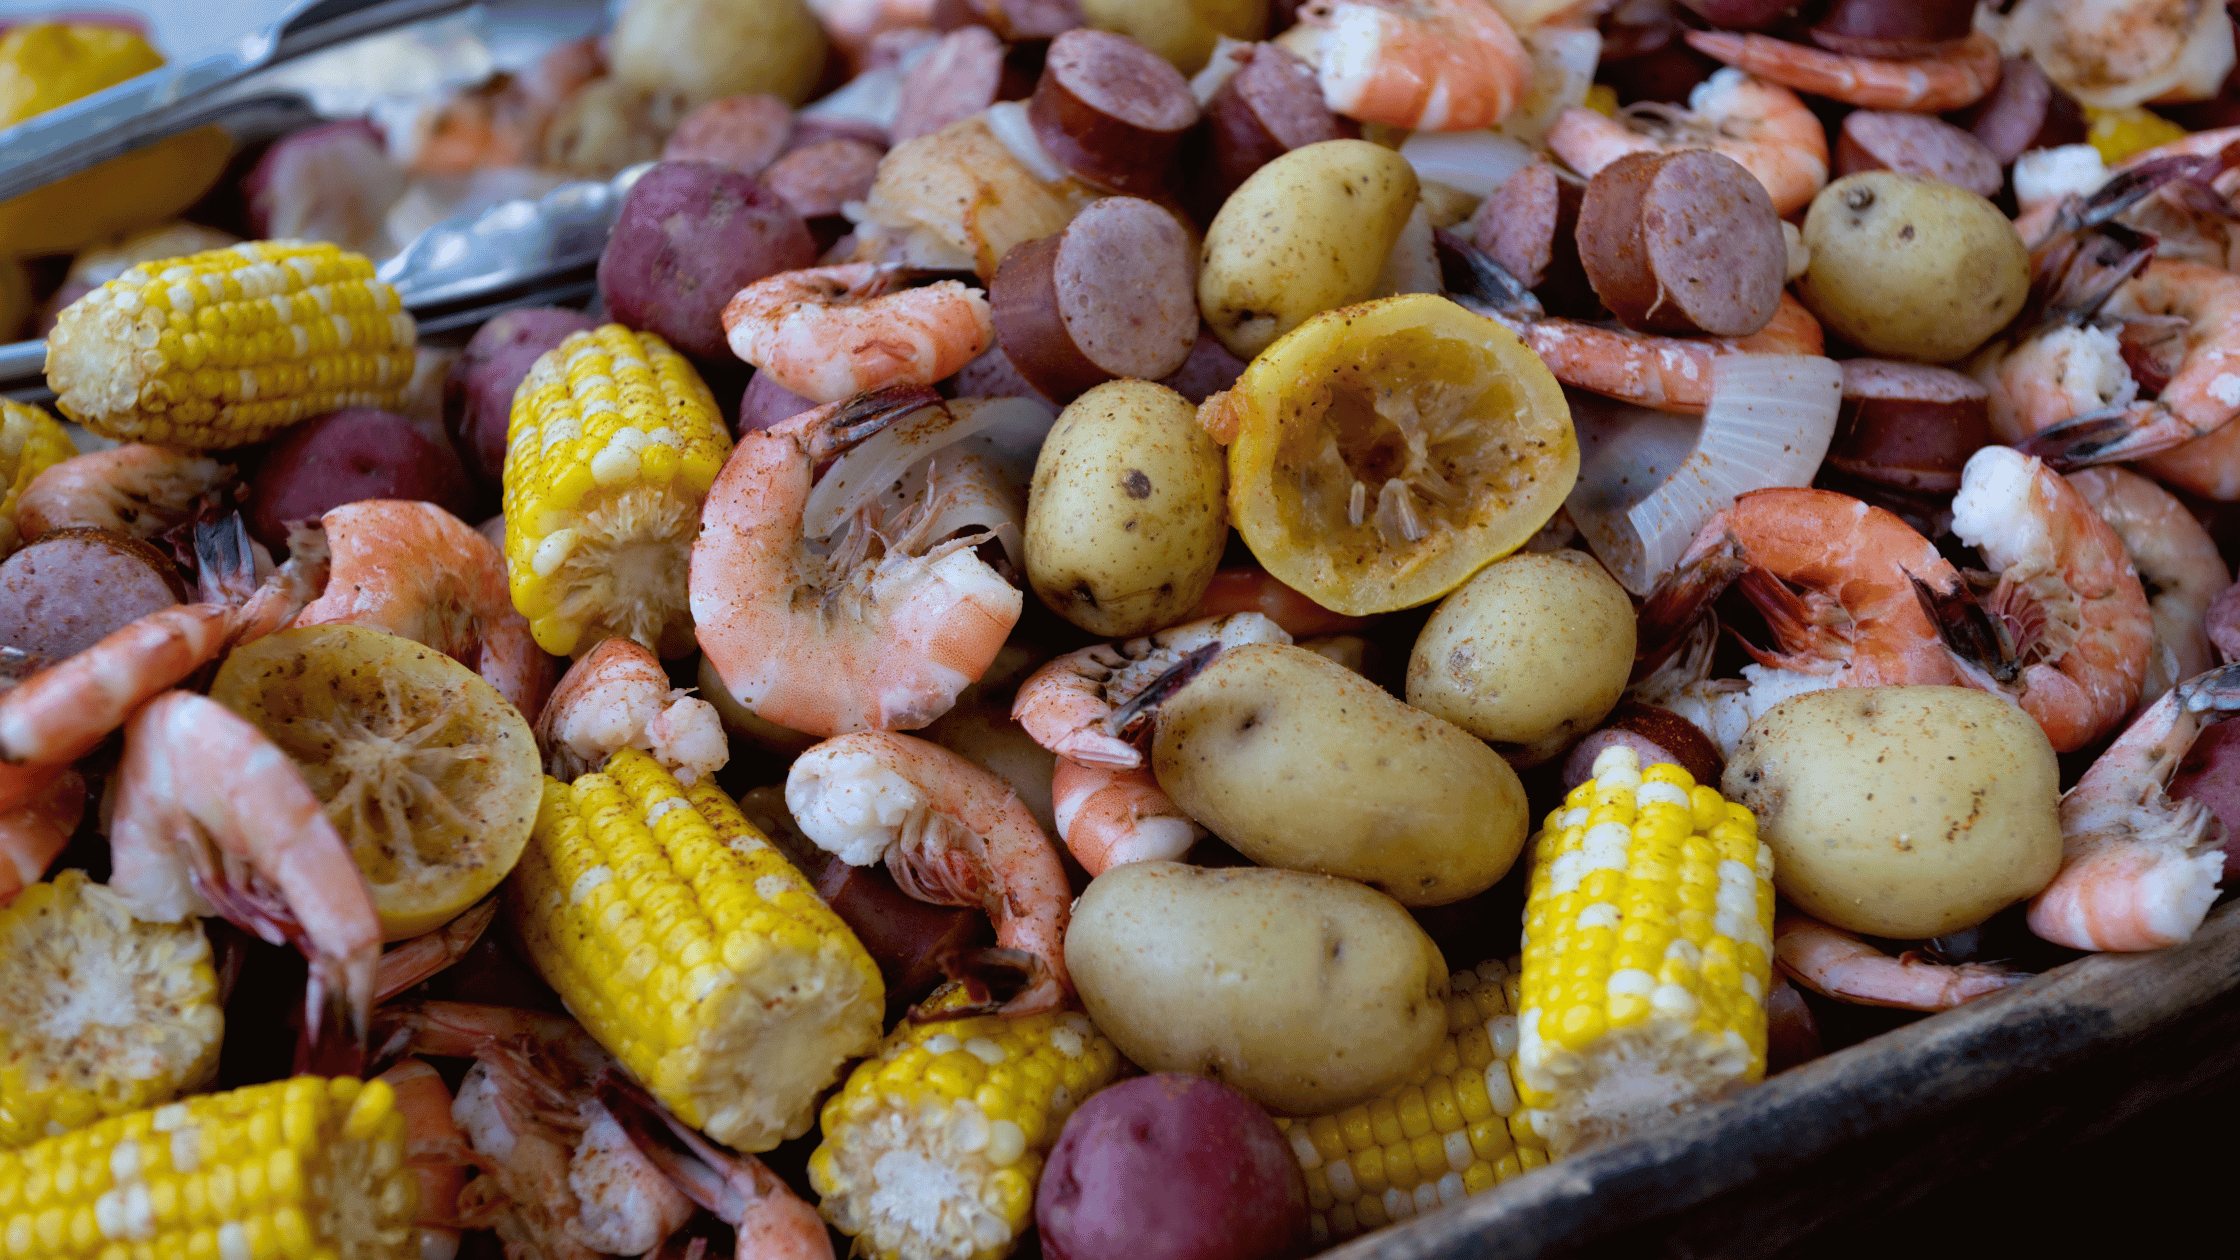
[1796,172,2028,363]
[1080,0,1266,74]
[1064,860,1450,1115]
[1722,685,2064,939]
[1152,642,1528,905]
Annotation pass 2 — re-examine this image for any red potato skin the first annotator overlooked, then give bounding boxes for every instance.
[445,307,598,485]
[659,94,795,177]
[595,160,817,362]
[246,409,479,551]
[947,344,1056,405]
[738,370,820,432]
[1156,329,1247,405]
[1038,1074,1309,1260]
[1561,703,1725,791]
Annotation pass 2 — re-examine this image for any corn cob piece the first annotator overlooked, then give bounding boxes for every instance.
[1511,745,1776,1158]
[0,401,76,558]
[1,871,223,1149]
[809,985,1126,1260]
[507,748,882,1153]
[43,242,416,451]
[501,325,731,658]
[1278,959,1548,1246]
[0,1074,417,1260]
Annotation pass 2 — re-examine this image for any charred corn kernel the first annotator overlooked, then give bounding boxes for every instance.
[1278,959,1547,1247]
[501,325,730,658]
[1512,744,1774,1159]
[0,402,75,557]
[0,26,231,258]
[507,749,880,1153]
[43,242,414,450]
[1,873,222,1149]
[0,1077,413,1260]
[2084,106,2188,165]
[1582,83,1619,117]
[811,986,1124,1260]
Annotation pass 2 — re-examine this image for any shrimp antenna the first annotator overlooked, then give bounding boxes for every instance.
[1908,569,2019,684]
[801,383,945,461]
[2012,405,2136,469]
[1433,227,1543,321]
[1103,641,1221,744]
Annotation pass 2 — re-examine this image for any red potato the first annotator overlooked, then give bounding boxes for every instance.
[246,409,479,551]
[1835,111,2002,199]
[0,528,185,664]
[595,160,817,362]
[761,137,883,219]
[989,196,1199,400]
[1576,149,1786,337]
[659,94,795,176]
[1155,328,1247,405]
[1952,57,2086,166]
[1029,28,1202,192]
[1561,702,1725,791]
[1822,359,1992,492]
[1809,0,1975,58]
[738,370,820,431]
[1766,977,1826,1073]
[2166,717,2240,885]
[445,307,598,485]
[947,344,1056,404]
[1038,1074,1308,1260]
[244,119,403,253]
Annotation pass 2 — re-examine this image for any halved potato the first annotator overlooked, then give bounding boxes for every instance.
[211,624,543,940]
[1207,294,1578,615]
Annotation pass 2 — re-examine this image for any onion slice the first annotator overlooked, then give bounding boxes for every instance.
[1567,354,1842,594]
[1398,129,1535,198]
[983,100,1072,188]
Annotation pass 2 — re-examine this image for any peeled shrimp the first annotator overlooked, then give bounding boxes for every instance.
[108,691,383,1041]
[0,764,84,908]
[13,443,235,543]
[1292,0,1532,132]
[535,637,726,785]
[1995,0,2237,111]
[294,500,554,719]
[1545,69,1827,216]
[1052,758,1205,876]
[2069,466,2228,704]
[691,387,1024,737]
[1775,916,2027,1012]
[786,730,1074,1016]
[1682,30,2003,112]
[379,1058,472,1260]
[1520,293,1825,415]
[1948,447,2154,753]
[2027,665,2240,952]
[1012,612,1292,769]
[722,264,995,404]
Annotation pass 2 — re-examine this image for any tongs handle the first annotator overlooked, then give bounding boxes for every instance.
[0,0,473,203]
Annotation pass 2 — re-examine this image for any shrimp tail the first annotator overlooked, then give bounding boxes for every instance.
[1633,528,1748,680]
[594,1071,834,1259]
[907,946,1048,1023]
[795,382,946,461]
[1103,641,1220,743]
[1910,570,2021,685]
[192,513,261,606]
[2014,405,2198,468]
[1433,227,1542,320]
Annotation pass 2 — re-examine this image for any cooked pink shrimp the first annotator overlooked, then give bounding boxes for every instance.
[2069,466,2228,704]
[294,500,554,719]
[108,691,382,1041]
[722,263,995,403]
[379,1058,472,1260]
[2000,0,2237,111]
[1052,758,1204,876]
[1545,69,1827,215]
[1682,30,2002,112]
[2027,665,2239,952]
[13,443,235,543]
[1012,612,1292,769]
[809,0,937,71]
[1293,0,1531,131]
[786,730,1073,1016]
[0,764,83,908]
[1774,916,2027,1012]
[691,386,1023,737]
[1185,567,1375,637]
[1520,293,1825,415]
[1949,447,2154,752]
[374,898,499,1004]
[535,637,727,784]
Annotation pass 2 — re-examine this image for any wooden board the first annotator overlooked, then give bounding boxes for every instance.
[1344,900,2240,1259]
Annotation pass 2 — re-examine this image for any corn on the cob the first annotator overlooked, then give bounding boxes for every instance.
[1510,745,1775,1158]
[0,402,76,558]
[0,1074,417,1260]
[43,242,416,451]
[501,325,731,658]
[1278,959,1548,1247]
[1,872,223,1149]
[809,985,1126,1260]
[506,748,881,1153]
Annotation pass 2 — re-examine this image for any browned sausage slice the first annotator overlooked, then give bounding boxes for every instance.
[1029,28,1201,192]
[990,196,1198,400]
[1576,148,1786,337]
[1203,43,1350,197]
[660,94,794,176]
[1955,56,2086,166]
[0,528,187,663]
[933,0,1084,41]
[1836,110,2002,198]
[762,137,884,219]
[1808,0,1975,58]
[1823,359,1992,492]
[1470,159,1595,317]
[894,25,1009,144]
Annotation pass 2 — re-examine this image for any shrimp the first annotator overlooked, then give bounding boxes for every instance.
[294,500,555,720]
[107,691,383,1042]
[809,0,937,71]
[1995,0,2236,111]
[1185,567,1375,637]
[1681,30,2003,112]
[412,36,603,174]
[0,764,83,908]
[691,387,1024,738]
[786,730,1073,1016]
[535,637,728,785]
[374,898,499,1004]
[379,1058,473,1260]
[1545,69,1827,216]
[1520,293,1825,415]
[2026,665,2240,952]
[1774,916,2028,1012]
[1052,758,1205,876]
[721,264,995,404]
[1291,0,1532,132]
[2068,466,2228,704]
[1947,447,2154,752]
[1012,612,1292,769]
[13,443,236,543]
